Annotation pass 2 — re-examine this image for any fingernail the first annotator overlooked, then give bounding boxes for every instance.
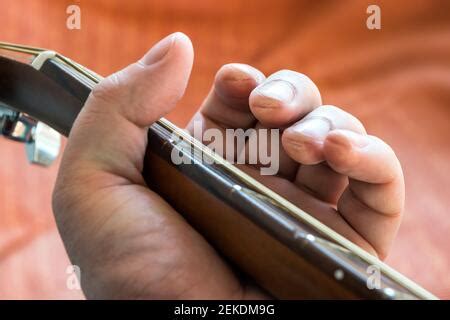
[345,131,370,148]
[291,118,331,142]
[223,64,263,82]
[257,80,296,103]
[328,130,370,149]
[140,33,178,65]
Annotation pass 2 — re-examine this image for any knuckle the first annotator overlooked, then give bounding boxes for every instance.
[90,71,125,104]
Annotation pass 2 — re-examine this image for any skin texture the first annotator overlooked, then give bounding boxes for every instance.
[52,33,405,299]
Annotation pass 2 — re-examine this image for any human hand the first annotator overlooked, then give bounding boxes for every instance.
[53,33,404,299]
[188,63,405,261]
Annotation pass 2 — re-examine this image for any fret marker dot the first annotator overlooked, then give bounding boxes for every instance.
[334,269,344,281]
[384,288,396,298]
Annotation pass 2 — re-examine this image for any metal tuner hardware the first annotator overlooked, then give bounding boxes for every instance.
[0,103,61,166]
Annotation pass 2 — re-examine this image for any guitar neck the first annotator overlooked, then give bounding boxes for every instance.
[0,45,437,299]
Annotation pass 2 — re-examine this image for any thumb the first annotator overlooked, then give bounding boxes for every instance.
[88,32,194,127]
[58,32,193,186]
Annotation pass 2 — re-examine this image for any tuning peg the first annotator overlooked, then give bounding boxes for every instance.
[25,122,61,166]
[1,104,61,166]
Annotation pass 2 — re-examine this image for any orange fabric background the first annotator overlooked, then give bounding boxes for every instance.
[0,0,449,299]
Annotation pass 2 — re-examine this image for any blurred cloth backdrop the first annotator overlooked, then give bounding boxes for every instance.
[0,0,449,299]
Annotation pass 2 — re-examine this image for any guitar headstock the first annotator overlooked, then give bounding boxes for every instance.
[0,43,58,166]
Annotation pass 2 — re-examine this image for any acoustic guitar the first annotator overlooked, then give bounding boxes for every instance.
[0,42,437,299]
